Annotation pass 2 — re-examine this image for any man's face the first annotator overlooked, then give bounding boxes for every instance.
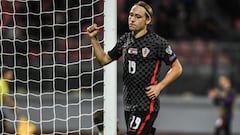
[219,76,230,90]
[128,5,150,32]
[4,71,13,80]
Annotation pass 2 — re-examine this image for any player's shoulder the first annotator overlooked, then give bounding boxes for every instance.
[119,32,131,41]
[0,78,4,84]
[148,32,169,45]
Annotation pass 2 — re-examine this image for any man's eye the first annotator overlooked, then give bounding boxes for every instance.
[136,15,141,18]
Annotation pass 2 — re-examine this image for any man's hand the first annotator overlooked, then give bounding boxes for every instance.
[145,84,162,100]
[208,88,218,98]
[87,23,99,38]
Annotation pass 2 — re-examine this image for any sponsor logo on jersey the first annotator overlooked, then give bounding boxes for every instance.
[125,105,138,111]
[142,47,150,57]
[128,48,138,55]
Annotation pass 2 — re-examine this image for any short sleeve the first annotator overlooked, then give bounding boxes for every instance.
[0,79,9,95]
[158,39,177,65]
[108,44,122,61]
[108,33,128,60]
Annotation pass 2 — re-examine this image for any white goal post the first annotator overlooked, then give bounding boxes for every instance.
[103,0,117,135]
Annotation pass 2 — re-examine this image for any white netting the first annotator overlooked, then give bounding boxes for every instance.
[0,0,104,134]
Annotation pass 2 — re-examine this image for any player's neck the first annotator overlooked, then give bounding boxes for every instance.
[132,28,148,39]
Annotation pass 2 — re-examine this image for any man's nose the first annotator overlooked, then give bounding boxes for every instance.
[130,17,135,22]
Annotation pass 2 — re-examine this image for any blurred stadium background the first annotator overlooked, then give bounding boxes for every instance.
[1,0,240,134]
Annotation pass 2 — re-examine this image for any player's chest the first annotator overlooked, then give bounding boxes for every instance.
[122,42,157,61]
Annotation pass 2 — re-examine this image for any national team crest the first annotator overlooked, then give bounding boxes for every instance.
[142,47,150,57]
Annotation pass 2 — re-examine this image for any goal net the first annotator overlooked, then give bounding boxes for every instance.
[0,0,116,134]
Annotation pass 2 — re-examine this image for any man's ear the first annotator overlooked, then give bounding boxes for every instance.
[146,17,152,25]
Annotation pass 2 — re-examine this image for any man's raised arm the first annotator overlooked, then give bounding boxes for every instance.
[87,23,112,66]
